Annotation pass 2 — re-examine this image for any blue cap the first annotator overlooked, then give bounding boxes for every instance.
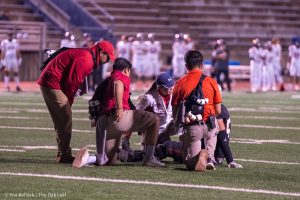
[156,72,174,88]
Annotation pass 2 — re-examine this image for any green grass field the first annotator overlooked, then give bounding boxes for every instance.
[0,91,300,200]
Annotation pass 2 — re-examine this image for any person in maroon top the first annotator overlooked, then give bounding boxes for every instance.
[37,40,115,164]
[72,58,165,168]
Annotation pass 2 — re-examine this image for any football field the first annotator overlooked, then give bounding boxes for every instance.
[0,91,299,200]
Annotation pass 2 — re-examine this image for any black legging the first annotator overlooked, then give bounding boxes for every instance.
[215,68,231,92]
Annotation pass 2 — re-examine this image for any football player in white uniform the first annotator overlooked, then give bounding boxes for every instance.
[1,33,22,92]
[172,33,186,79]
[184,33,194,51]
[248,39,263,92]
[60,32,77,48]
[116,35,131,61]
[271,38,283,91]
[145,33,161,79]
[131,33,149,80]
[262,41,276,92]
[289,41,300,90]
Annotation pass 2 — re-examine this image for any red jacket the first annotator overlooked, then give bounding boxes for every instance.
[37,48,95,105]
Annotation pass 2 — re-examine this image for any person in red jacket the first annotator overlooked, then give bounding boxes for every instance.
[37,40,115,164]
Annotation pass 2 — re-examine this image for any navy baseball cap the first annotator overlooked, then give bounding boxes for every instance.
[156,72,174,89]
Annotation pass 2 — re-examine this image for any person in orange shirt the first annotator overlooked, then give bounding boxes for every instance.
[172,50,222,171]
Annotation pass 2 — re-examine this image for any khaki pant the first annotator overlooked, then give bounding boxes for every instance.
[96,110,159,164]
[40,86,72,154]
[183,118,219,170]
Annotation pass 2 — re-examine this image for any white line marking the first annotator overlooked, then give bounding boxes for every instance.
[0,172,299,197]
[235,159,300,165]
[229,107,300,114]
[231,138,300,145]
[231,115,298,121]
[233,124,300,130]
[0,116,89,121]
[0,126,93,133]
[0,110,19,113]
[0,145,95,152]
[0,148,25,152]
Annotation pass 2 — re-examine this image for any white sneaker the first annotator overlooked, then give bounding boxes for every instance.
[228,161,243,169]
[72,147,90,168]
[142,156,165,167]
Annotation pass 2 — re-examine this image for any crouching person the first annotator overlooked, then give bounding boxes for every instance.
[73,58,165,168]
[172,50,222,171]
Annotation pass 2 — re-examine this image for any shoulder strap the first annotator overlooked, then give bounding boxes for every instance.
[188,74,206,100]
[88,49,97,69]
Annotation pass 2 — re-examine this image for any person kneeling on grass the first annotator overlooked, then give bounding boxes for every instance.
[150,103,243,169]
[72,58,165,168]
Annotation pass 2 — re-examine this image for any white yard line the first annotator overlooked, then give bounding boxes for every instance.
[0,148,25,152]
[233,124,300,130]
[231,138,300,145]
[0,172,299,197]
[0,116,89,121]
[235,159,300,166]
[228,107,300,114]
[0,126,93,133]
[231,115,298,121]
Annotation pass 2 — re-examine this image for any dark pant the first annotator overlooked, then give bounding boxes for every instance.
[216,68,231,91]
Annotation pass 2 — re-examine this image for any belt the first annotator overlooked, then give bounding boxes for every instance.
[187,120,206,126]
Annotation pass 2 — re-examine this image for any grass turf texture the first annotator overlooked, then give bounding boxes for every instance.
[0,91,299,200]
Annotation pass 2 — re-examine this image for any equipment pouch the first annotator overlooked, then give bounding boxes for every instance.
[207,116,216,130]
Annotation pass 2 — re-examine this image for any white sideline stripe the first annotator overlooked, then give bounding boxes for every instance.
[0,108,89,113]
[0,145,95,152]
[0,172,299,197]
[228,107,300,114]
[0,116,89,121]
[231,138,300,145]
[0,126,93,133]
[0,111,19,113]
[233,124,300,130]
[231,115,299,121]
[0,148,25,152]
[235,159,300,166]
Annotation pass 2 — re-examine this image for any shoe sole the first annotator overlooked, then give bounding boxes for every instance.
[206,163,216,170]
[195,150,208,172]
[72,147,89,168]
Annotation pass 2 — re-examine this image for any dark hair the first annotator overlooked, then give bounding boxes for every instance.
[184,50,203,70]
[113,57,132,71]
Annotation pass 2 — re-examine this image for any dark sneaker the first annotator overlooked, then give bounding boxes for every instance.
[228,161,243,169]
[122,137,131,151]
[56,149,75,164]
[206,158,216,170]
[16,86,22,92]
[72,147,89,168]
[142,156,165,167]
[195,149,208,172]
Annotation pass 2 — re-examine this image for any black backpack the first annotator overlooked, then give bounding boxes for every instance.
[40,47,97,71]
[40,47,70,71]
